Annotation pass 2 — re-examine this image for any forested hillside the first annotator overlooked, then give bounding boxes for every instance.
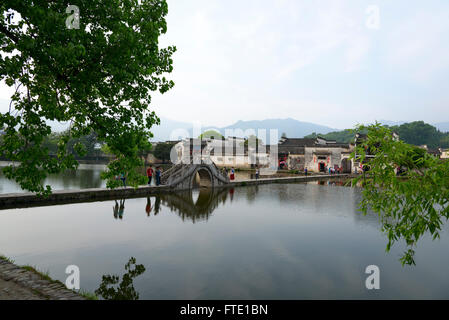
[305,121,449,149]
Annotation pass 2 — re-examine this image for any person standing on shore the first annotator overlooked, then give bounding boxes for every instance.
[147,166,154,185]
[120,172,126,188]
[230,167,235,181]
[255,167,260,180]
[155,167,162,186]
[304,167,308,176]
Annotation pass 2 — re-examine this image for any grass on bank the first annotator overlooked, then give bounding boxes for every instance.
[0,254,15,264]
[0,254,98,300]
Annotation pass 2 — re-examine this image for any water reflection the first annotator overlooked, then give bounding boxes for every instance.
[95,257,146,300]
[316,180,349,187]
[141,180,365,224]
[0,162,107,194]
[113,199,126,220]
[156,188,231,223]
[2,183,449,299]
[145,197,152,216]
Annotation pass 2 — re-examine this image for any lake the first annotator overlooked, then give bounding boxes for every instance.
[1,182,449,299]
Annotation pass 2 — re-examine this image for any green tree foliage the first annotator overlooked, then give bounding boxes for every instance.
[389,121,446,149]
[304,129,358,143]
[308,121,449,148]
[0,1,175,194]
[351,123,449,265]
[27,129,111,159]
[198,130,223,140]
[153,142,174,163]
[95,257,146,300]
[243,134,263,148]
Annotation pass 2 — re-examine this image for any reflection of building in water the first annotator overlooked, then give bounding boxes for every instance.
[157,188,231,223]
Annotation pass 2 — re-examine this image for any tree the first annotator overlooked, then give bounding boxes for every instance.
[351,123,449,265]
[95,257,146,300]
[243,135,263,148]
[198,130,223,140]
[389,121,443,148]
[305,129,358,143]
[153,142,174,163]
[305,121,449,147]
[0,1,176,194]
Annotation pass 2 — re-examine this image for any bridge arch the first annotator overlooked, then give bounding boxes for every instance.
[191,167,214,189]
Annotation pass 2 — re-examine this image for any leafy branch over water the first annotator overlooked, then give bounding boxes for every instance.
[0,1,175,195]
[350,123,449,265]
[95,257,146,300]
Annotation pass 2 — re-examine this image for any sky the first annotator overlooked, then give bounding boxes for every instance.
[1,0,449,129]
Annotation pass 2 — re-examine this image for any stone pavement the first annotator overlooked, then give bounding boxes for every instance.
[0,259,85,300]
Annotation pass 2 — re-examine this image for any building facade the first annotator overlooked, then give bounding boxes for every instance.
[173,137,271,168]
[278,137,354,173]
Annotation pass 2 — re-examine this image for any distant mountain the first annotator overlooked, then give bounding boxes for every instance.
[150,117,195,142]
[221,118,336,143]
[377,120,406,127]
[434,122,449,133]
[150,117,337,142]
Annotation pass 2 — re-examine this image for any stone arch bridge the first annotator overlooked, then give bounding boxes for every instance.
[160,162,230,190]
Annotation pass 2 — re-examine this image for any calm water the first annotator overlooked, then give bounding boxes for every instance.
[1,182,449,299]
[0,162,107,194]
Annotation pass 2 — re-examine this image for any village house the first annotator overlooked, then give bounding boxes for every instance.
[440,149,449,159]
[173,137,270,168]
[419,145,442,158]
[278,137,354,173]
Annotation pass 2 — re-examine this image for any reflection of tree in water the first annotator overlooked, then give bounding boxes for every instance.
[95,257,146,300]
[245,185,258,203]
[158,187,230,223]
[47,168,104,189]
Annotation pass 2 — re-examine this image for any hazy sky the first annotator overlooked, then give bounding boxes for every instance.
[1,0,449,129]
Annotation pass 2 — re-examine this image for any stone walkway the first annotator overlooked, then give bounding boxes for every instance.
[0,259,85,300]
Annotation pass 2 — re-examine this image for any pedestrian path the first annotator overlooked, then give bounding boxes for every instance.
[0,258,85,300]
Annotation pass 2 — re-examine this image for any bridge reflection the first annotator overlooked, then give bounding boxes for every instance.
[154,188,231,223]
